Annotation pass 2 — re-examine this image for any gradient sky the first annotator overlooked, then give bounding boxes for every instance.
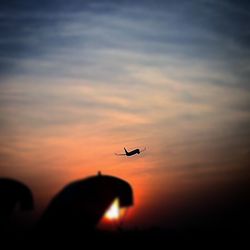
[0,0,250,228]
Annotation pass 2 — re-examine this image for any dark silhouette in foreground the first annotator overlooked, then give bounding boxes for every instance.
[38,173,133,236]
[1,174,249,247]
[115,147,146,156]
[0,178,34,227]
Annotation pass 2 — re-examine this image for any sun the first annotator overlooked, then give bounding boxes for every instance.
[99,197,128,229]
[104,198,120,220]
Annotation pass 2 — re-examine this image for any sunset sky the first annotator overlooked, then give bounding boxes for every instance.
[0,0,250,228]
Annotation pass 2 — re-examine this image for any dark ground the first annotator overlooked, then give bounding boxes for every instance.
[2,222,249,249]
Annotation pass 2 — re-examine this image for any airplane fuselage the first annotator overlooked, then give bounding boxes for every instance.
[124,148,140,156]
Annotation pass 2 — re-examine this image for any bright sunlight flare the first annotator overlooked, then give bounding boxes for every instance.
[104,198,120,220]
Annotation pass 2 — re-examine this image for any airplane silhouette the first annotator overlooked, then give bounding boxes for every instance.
[115,147,146,157]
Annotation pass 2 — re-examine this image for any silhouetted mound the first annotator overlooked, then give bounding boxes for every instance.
[0,178,34,226]
[38,174,133,236]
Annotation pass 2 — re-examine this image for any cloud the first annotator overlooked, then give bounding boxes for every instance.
[0,0,249,87]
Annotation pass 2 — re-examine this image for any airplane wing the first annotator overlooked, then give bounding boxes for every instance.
[114,153,126,156]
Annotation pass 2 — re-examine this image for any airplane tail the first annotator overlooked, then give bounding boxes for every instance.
[124,147,128,154]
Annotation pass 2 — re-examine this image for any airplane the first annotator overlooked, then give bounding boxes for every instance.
[115,147,146,157]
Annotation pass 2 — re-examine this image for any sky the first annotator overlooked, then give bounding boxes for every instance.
[0,0,250,229]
